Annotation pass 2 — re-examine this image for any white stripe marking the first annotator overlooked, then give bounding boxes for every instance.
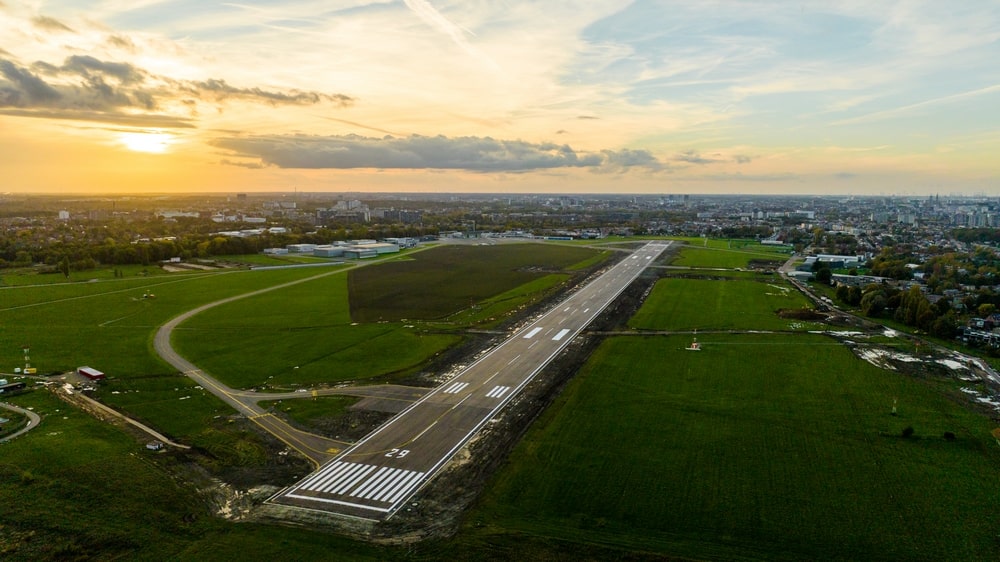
[330,464,377,495]
[552,328,571,341]
[316,462,366,493]
[523,327,543,339]
[443,381,469,394]
[378,470,423,503]
[305,461,351,492]
[371,469,414,501]
[385,471,426,504]
[364,469,406,500]
[351,467,394,497]
[486,385,510,398]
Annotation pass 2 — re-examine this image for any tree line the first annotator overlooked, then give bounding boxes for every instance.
[0,219,437,273]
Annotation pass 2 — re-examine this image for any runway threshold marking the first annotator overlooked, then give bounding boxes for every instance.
[288,460,427,508]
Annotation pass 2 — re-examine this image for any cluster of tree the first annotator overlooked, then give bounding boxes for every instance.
[921,253,1000,290]
[952,228,1000,245]
[813,232,860,256]
[836,283,958,338]
[868,247,915,280]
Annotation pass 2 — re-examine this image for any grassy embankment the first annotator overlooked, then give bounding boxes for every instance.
[629,277,816,332]
[0,390,389,561]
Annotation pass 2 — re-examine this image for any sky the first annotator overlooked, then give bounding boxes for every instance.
[1,1,999,196]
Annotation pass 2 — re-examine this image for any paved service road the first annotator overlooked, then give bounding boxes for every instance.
[154,268,352,466]
[270,241,671,519]
[0,401,41,443]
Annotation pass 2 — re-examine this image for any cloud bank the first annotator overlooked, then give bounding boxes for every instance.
[212,134,671,173]
[0,54,352,127]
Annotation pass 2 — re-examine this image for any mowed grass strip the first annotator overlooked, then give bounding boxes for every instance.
[472,334,1000,561]
[629,277,813,331]
[347,243,604,322]
[172,272,459,389]
[173,244,605,388]
[672,245,789,269]
[0,267,327,375]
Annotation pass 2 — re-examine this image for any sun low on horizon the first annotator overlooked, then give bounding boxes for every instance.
[1,1,999,195]
[118,131,175,154]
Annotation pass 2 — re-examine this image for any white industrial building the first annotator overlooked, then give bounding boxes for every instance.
[313,246,345,257]
[356,243,399,255]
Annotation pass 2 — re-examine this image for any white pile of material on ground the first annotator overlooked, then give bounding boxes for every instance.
[960,387,1000,411]
[937,358,968,370]
[856,347,921,371]
[811,330,866,338]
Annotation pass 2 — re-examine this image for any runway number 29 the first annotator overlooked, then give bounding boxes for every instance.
[386,448,410,459]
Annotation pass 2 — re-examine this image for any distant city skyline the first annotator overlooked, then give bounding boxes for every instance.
[1,1,998,195]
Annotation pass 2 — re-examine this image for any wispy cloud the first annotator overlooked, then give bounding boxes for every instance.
[31,15,74,33]
[833,84,1000,125]
[403,0,484,63]
[0,107,194,128]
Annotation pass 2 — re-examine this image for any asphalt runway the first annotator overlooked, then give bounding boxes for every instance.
[269,241,671,520]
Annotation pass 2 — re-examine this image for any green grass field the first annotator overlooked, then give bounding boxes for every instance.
[629,277,815,331]
[348,243,605,322]
[260,395,361,425]
[170,271,460,389]
[467,334,1000,560]
[0,263,185,286]
[172,244,606,388]
[671,246,790,269]
[5,238,1000,561]
[0,268,331,375]
[0,389,388,561]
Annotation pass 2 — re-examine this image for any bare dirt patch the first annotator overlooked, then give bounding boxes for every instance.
[777,308,827,321]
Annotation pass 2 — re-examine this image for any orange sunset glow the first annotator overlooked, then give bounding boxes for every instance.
[1,1,998,195]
